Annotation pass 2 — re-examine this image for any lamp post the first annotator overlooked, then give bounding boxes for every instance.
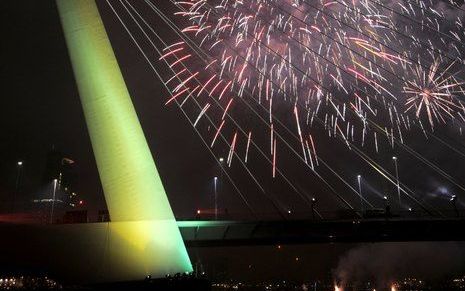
[357,175,363,216]
[392,156,401,205]
[215,156,224,220]
[14,161,23,212]
[383,195,391,218]
[311,197,317,220]
[50,179,58,224]
[214,176,218,220]
[451,195,458,217]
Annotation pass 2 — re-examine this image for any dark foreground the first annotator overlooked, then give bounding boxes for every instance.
[0,275,211,291]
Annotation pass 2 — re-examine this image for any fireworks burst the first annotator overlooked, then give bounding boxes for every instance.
[105,0,465,216]
[404,60,465,128]
[164,0,465,150]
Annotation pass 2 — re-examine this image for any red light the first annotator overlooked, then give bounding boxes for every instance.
[196,209,201,214]
[79,200,84,205]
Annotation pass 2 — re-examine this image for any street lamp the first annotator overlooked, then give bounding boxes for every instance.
[14,161,24,212]
[50,179,58,224]
[392,156,401,205]
[451,195,458,217]
[216,158,224,219]
[383,195,391,218]
[214,176,218,220]
[357,175,363,215]
[311,197,317,220]
[383,195,388,207]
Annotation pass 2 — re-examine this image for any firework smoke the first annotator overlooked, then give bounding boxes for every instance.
[334,242,465,289]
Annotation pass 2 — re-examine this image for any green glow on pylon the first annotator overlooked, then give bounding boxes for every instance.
[56,0,192,281]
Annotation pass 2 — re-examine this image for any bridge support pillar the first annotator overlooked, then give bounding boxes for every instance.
[56,0,192,282]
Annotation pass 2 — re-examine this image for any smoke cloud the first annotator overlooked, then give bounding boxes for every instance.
[334,242,465,288]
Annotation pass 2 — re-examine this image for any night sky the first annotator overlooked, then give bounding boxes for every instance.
[2,0,465,219]
[1,0,465,282]
[0,1,101,209]
[0,1,227,218]
[0,0,355,218]
[0,3,350,280]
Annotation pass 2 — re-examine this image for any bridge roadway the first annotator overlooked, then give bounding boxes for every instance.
[177,218,465,247]
[0,216,464,282]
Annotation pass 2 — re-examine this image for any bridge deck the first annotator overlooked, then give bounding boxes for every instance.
[177,218,465,247]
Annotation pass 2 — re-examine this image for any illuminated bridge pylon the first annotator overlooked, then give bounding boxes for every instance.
[54,0,192,282]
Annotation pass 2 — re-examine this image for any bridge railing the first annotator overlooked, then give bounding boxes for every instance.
[2,208,464,225]
[176,209,465,222]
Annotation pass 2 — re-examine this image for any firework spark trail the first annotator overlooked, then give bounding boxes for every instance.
[195,0,460,132]
[160,0,377,210]
[131,0,330,215]
[124,0,336,218]
[170,8,392,214]
[266,4,462,182]
[117,1,464,216]
[267,0,465,110]
[274,0,454,83]
[160,0,464,210]
[356,0,465,48]
[179,0,385,127]
[313,0,465,69]
[104,0,260,216]
[232,0,465,126]
[117,0,270,198]
[243,0,460,130]
[162,0,436,216]
[168,0,465,187]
